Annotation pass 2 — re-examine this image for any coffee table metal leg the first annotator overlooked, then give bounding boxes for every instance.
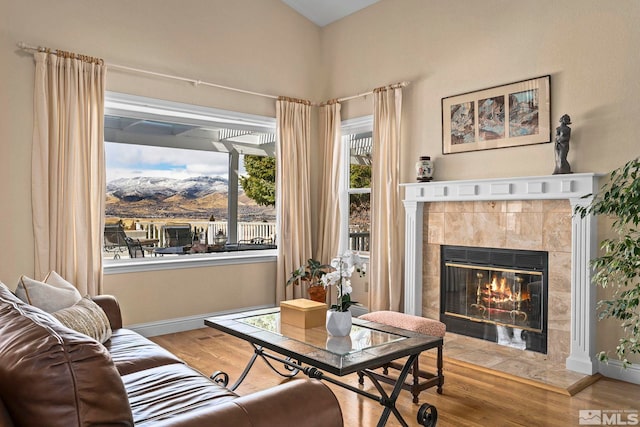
[258,348,301,378]
[220,345,438,427]
[380,353,416,427]
[211,349,258,391]
[359,353,421,427]
[211,344,300,391]
[417,404,438,427]
[209,370,229,387]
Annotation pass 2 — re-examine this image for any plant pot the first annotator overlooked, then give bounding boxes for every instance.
[307,285,327,303]
[326,310,352,337]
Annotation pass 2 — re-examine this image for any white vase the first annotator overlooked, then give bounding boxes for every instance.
[326,310,352,337]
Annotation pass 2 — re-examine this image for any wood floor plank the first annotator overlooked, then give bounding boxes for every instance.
[150,328,640,427]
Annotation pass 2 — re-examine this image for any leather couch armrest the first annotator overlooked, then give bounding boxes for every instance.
[92,295,123,330]
[151,380,343,427]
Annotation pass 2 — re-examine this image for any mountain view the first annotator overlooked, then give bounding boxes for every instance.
[106,176,275,222]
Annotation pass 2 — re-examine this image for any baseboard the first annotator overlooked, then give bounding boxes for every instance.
[127,304,273,337]
[598,359,640,385]
[129,303,369,337]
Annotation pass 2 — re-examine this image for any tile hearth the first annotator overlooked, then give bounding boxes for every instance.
[438,333,600,395]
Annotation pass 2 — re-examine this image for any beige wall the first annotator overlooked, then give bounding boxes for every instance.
[105,262,276,326]
[320,0,640,362]
[0,0,320,324]
[1,0,639,360]
[322,0,640,180]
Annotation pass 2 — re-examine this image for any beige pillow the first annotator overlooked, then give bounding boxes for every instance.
[15,271,82,313]
[52,296,112,344]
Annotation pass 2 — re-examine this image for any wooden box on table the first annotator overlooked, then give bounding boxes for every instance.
[280,298,327,329]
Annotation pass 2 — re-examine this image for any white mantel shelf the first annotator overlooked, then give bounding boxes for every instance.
[400,172,600,202]
[400,173,601,375]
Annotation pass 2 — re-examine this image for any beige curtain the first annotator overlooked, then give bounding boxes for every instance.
[32,51,106,296]
[275,97,312,303]
[369,85,403,312]
[315,101,342,263]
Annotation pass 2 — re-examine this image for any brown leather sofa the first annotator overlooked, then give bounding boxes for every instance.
[0,284,343,427]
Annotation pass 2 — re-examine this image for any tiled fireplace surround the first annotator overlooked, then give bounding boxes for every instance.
[401,174,600,378]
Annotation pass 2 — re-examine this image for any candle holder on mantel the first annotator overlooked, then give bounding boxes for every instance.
[415,156,433,182]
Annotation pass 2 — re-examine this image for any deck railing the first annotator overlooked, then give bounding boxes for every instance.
[348,232,370,252]
[133,220,276,247]
[114,219,371,257]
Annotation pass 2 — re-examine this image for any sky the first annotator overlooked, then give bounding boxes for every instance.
[105,142,247,182]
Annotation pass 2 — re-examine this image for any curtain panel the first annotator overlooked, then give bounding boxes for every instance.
[275,98,312,303]
[369,86,403,312]
[32,52,106,295]
[315,102,342,263]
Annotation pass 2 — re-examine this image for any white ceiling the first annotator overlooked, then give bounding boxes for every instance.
[281,0,380,27]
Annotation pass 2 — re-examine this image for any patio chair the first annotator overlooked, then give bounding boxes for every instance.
[104,223,158,259]
[104,223,129,259]
[162,223,194,248]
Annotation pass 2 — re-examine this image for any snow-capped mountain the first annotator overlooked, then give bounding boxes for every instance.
[107,176,228,202]
[105,175,275,221]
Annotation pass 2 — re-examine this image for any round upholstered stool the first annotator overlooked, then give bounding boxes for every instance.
[358,311,446,403]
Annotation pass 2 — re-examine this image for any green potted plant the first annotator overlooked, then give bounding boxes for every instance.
[575,157,640,367]
[287,258,330,303]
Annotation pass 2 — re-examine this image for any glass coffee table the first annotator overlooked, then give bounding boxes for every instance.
[205,307,441,427]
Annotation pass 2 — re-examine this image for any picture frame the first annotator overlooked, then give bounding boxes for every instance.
[442,75,551,154]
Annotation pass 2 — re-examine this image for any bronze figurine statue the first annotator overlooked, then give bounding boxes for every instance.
[553,114,572,175]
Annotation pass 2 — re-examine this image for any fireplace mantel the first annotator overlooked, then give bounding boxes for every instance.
[400,173,600,374]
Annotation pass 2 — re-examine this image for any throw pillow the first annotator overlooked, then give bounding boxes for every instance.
[15,271,82,313]
[0,282,133,426]
[52,296,113,344]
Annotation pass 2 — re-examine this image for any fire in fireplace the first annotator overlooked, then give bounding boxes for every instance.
[440,245,548,353]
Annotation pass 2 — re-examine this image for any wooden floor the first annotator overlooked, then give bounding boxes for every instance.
[150,328,640,427]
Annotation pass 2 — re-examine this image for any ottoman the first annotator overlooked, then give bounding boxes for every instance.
[358,311,446,403]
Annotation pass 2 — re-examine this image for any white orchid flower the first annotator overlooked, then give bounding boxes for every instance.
[324,251,367,311]
[342,282,353,296]
[341,265,354,278]
[330,257,341,269]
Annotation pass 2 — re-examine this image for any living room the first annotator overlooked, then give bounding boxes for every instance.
[1,0,639,425]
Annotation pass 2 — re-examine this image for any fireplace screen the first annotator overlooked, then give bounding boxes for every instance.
[444,263,543,332]
[441,245,548,353]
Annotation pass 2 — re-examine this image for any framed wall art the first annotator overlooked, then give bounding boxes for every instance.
[442,75,551,154]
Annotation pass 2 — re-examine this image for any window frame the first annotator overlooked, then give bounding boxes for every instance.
[339,116,373,256]
[103,92,277,274]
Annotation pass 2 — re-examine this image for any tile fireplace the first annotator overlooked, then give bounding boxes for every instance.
[401,173,600,374]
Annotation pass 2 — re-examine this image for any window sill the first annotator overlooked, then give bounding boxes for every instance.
[103,249,277,275]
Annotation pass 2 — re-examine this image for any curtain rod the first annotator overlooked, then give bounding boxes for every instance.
[17,42,280,101]
[17,42,408,106]
[336,81,410,103]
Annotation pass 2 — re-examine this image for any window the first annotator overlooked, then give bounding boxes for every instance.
[340,116,373,254]
[104,93,277,264]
